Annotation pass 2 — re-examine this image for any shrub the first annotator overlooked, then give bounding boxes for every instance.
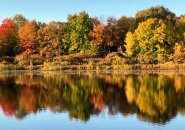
[0,56,14,63]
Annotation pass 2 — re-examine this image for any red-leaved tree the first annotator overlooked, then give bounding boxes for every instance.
[0,18,17,57]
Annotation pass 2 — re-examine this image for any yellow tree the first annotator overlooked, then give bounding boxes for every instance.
[125,18,176,63]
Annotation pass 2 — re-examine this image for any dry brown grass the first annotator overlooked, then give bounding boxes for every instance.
[54,53,98,61]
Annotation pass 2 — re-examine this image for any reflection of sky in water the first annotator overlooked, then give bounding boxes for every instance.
[0,108,184,130]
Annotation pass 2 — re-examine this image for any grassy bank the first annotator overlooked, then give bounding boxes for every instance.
[1,52,185,71]
[1,63,185,71]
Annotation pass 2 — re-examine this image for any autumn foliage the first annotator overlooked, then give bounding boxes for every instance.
[0,18,16,36]
[0,6,184,65]
[18,21,38,55]
[90,23,105,46]
[0,18,17,57]
[1,73,185,123]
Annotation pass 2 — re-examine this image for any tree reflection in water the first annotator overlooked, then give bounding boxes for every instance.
[0,72,185,124]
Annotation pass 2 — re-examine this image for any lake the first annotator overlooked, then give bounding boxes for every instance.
[0,71,185,130]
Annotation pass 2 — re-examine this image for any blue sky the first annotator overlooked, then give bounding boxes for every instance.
[0,0,184,23]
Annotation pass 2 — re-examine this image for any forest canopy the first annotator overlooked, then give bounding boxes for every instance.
[0,6,185,65]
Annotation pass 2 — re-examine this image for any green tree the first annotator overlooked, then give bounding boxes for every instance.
[13,14,28,32]
[62,11,93,54]
[135,6,176,28]
[176,15,185,45]
[171,15,185,62]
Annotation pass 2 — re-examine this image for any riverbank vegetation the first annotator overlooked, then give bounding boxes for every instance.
[0,6,185,70]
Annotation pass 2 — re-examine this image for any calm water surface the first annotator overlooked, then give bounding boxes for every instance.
[0,71,185,130]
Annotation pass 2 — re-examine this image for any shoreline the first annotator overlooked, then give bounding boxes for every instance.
[1,63,185,71]
[1,67,185,73]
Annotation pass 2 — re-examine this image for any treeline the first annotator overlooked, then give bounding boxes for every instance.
[0,6,185,64]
